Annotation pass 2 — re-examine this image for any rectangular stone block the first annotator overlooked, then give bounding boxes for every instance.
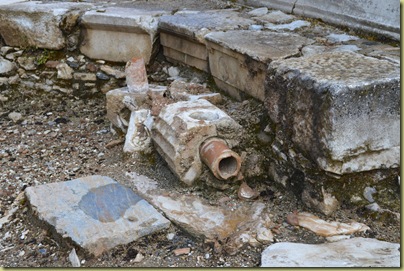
[158,10,254,72]
[265,51,400,175]
[160,32,209,72]
[205,30,313,101]
[80,8,167,63]
[0,2,90,49]
[25,175,170,256]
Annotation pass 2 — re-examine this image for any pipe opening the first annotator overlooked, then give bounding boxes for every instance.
[218,156,239,179]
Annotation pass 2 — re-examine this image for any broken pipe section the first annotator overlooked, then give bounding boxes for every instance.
[200,138,241,180]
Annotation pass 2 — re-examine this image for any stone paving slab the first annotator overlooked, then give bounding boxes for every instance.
[265,51,400,175]
[80,7,168,63]
[205,30,314,101]
[25,175,170,256]
[0,2,91,50]
[261,237,400,267]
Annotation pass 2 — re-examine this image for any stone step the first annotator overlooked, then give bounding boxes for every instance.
[158,9,254,72]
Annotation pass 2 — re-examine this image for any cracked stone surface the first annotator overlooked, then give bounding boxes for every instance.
[25,175,170,256]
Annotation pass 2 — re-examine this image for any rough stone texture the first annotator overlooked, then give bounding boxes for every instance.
[123,109,153,154]
[106,87,148,132]
[0,2,90,50]
[286,212,369,236]
[151,99,242,185]
[239,0,399,41]
[80,7,167,63]
[127,172,274,254]
[0,57,16,76]
[25,175,170,256]
[159,10,254,71]
[205,30,313,101]
[265,51,400,175]
[261,237,400,267]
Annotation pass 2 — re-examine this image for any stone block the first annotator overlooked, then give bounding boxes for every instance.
[106,87,148,132]
[261,237,400,267]
[151,99,242,185]
[158,10,254,72]
[205,30,313,101]
[265,51,400,175]
[25,175,170,256]
[80,8,167,63]
[0,2,90,49]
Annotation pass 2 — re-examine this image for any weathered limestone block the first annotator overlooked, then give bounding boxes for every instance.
[265,51,400,175]
[25,175,170,256]
[151,99,242,185]
[80,8,167,63]
[0,2,90,49]
[106,87,148,132]
[205,30,313,101]
[159,10,254,72]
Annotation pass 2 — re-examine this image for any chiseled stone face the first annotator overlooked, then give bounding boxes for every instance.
[80,8,167,63]
[266,51,400,174]
[25,175,170,256]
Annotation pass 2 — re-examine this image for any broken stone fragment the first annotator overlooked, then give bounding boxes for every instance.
[56,63,73,80]
[128,173,274,254]
[123,109,153,154]
[237,182,259,201]
[168,79,222,104]
[0,57,16,76]
[285,212,370,237]
[106,87,148,132]
[125,57,149,93]
[261,237,400,267]
[25,175,170,256]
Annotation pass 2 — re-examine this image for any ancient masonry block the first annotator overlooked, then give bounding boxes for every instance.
[105,87,148,132]
[80,7,167,63]
[205,30,313,101]
[158,10,254,72]
[0,2,90,49]
[151,99,243,185]
[265,51,400,175]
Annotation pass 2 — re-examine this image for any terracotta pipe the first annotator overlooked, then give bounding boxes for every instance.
[200,138,241,180]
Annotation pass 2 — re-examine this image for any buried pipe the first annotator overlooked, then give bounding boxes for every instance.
[200,138,241,180]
